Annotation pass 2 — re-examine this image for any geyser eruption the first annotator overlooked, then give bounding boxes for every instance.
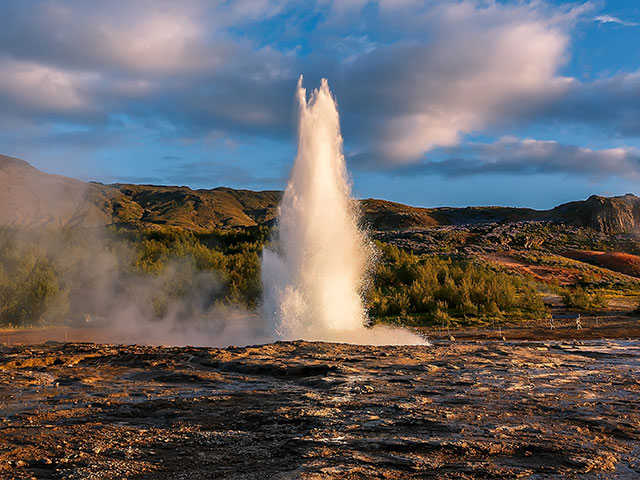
[261,77,368,338]
[261,77,425,345]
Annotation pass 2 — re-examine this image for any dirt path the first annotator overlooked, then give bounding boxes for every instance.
[421,316,640,342]
[2,317,639,346]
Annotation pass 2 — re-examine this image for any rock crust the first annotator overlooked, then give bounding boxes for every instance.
[0,340,639,479]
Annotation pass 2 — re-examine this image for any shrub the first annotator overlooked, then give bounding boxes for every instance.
[368,242,548,324]
[562,287,608,312]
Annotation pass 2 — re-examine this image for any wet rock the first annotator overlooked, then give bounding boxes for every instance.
[0,340,638,479]
[352,384,375,394]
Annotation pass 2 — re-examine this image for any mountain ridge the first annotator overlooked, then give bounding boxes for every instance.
[1,154,639,233]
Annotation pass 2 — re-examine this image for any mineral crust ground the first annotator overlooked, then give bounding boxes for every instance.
[0,339,639,479]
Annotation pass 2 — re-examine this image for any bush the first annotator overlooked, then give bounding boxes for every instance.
[0,225,270,326]
[562,287,608,311]
[367,242,549,324]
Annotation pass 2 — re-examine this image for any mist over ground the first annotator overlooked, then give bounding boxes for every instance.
[0,223,276,346]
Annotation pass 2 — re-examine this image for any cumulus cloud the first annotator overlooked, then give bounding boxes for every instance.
[339,1,579,161]
[393,137,640,180]
[0,60,97,114]
[0,0,303,134]
[533,71,640,137]
[0,0,639,180]
[0,0,292,75]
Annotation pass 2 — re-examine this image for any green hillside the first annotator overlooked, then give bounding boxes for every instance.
[2,154,640,234]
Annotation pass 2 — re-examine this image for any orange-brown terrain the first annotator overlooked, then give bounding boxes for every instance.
[562,250,640,278]
[480,253,583,285]
[1,340,639,479]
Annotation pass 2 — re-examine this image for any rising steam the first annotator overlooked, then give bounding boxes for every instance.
[261,77,425,345]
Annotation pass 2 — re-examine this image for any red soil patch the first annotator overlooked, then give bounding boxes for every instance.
[563,250,640,278]
[481,253,580,285]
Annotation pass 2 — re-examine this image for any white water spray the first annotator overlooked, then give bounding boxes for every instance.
[261,77,425,345]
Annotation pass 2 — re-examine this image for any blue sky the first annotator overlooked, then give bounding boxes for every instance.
[1,0,639,209]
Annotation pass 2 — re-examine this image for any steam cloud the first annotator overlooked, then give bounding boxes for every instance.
[0,224,272,347]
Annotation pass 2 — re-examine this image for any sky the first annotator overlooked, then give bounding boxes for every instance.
[1,0,639,209]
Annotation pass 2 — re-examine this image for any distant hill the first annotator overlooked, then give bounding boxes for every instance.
[0,155,112,227]
[361,195,640,233]
[100,184,282,229]
[1,154,639,233]
[0,155,282,230]
[550,194,640,233]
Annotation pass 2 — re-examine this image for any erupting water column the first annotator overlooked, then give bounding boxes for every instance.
[261,77,425,345]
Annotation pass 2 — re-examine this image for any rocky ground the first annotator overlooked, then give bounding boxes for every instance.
[0,339,639,479]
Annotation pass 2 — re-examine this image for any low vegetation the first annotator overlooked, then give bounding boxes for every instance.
[1,223,635,328]
[367,242,548,326]
[560,287,609,312]
[0,226,268,326]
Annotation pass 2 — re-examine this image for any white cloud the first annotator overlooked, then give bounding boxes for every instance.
[93,12,210,74]
[341,1,587,162]
[0,59,97,113]
[397,137,640,180]
[595,14,639,27]
[0,0,293,76]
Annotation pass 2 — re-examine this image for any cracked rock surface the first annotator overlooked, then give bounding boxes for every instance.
[0,340,638,479]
